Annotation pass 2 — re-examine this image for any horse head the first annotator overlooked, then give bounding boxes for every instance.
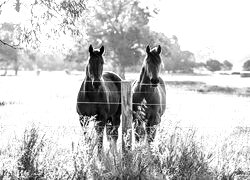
[144,45,162,87]
[86,45,105,90]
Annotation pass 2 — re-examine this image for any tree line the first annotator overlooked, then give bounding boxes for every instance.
[0,0,249,77]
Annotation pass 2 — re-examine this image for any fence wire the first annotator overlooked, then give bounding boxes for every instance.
[78,80,168,106]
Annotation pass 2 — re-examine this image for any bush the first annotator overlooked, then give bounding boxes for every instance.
[1,121,250,179]
[151,127,213,179]
[243,60,250,71]
[206,59,223,72]
[17,126,45,179]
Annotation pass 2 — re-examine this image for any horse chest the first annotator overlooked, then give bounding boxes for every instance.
[137,87,165,115]
[77,93,109,116]
[147,87,166,115]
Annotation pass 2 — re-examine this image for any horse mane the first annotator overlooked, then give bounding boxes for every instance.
[138,66,145,83]
[85,64,89,77]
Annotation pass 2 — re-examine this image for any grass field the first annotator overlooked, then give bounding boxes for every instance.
[0,71,250,179]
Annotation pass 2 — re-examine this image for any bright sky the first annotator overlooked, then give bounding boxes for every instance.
[150,0,250,68]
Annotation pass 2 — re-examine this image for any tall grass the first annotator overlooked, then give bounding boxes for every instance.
[17,126,45,179]
[211,127,250,179]
[0,122,249,179]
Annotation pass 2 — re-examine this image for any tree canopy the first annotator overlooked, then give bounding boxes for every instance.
[0,23,19,75]
[243,60,250,71]
[222,60,233,71]
[0,0,204,76]
[206,59,223,72]
[0,0,88,50]
[85,0,157,78]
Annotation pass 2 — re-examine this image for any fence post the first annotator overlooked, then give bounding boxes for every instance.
[121,80,133,155]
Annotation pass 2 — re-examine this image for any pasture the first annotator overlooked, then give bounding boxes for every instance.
[0,71,250,179]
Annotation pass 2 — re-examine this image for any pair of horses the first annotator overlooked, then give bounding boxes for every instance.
[76,45,166,155]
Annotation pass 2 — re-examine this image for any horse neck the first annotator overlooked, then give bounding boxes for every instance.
[83,76,92,91]
[138,66,151,92]
[83,75,107,96]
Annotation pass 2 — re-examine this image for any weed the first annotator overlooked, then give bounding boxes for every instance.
[17,126,45,179]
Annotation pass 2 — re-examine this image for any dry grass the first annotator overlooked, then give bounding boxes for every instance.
[0,123,249,179]
[0,72,250,179]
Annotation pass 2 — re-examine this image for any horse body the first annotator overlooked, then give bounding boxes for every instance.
[132,45,166,142]
[76,45,121,156]
[133,77,166,118]
[77,72,121,119]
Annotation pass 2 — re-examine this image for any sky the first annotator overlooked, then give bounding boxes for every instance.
[1,0,250,69]
[150,0,250,68]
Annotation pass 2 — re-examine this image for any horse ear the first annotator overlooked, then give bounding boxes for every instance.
[157,45,161,54]
[100,45,104,55]
[146,45,150,54]
[89,45,94,54]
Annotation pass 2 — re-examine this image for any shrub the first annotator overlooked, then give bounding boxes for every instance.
[151,126,214,179]
[17,126,45,179]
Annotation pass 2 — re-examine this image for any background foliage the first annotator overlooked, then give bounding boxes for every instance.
[0,0,238,76]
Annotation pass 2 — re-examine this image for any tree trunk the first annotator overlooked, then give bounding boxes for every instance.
[116,55,126,79]
[15,67,18,76]
[14,58,18,76]
[1,63,8,76]
[2,66,7,76]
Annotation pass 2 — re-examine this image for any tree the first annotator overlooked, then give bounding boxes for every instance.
[86,0,157,78]
[177,50,196,73]
[149,33,196,73]
[243,60,250,71]
[0,0,88,50]
[64,44,89,71]
[206,59,222,72]
[0,0,91,74]
[223,60,233,70]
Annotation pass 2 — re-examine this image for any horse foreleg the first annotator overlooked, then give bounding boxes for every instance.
[133,105,146,143]
[134,120,146,143]
[95,121,105,160]
[106,117,119,155]
[146,126,156,143]
[146,113,160,143]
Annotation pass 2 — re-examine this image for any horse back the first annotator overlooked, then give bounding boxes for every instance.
[102,71,122,115]
[103,71,122,92]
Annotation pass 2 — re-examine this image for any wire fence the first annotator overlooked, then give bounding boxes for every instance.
[78,80,167,106]
[1,79,250,179]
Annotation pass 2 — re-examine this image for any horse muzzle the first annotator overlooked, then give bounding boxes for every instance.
[92,79,101,90]
[151,78,159,87]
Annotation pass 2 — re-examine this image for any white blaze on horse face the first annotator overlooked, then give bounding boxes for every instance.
[87,64,94,80]
[146,64,153,80]
[153,65,160,80]
[88,57,104,90]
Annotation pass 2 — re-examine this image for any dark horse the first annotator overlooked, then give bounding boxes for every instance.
[132,45,166,143]
[76,45,122,155]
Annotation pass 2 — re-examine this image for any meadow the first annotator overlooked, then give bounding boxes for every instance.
[0,71,250,179]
